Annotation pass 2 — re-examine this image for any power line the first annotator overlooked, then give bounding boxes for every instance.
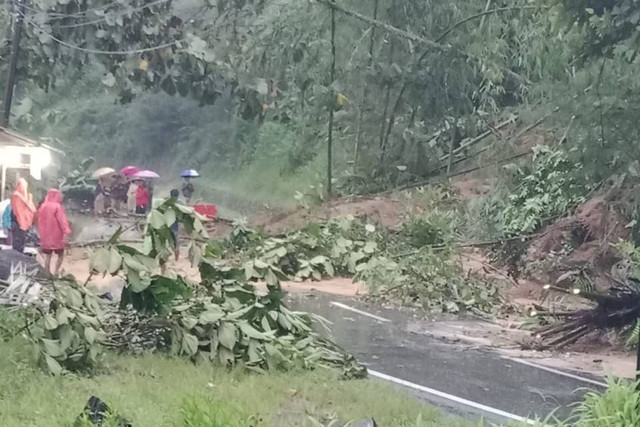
[56,0,173,28]
[19,8,185,55]
[15,0,172,29]
[18,0,126,20]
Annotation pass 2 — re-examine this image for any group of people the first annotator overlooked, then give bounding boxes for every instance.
[0,173,197,276]
[94,176,194,216]
[2,178,71,274]
[94,176,153,216]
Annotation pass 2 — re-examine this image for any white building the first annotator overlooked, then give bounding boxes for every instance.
[0,127,64,200]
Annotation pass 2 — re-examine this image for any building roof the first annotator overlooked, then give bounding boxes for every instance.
[0,127,64,154]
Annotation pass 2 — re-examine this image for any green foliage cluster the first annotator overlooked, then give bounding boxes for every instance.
[5,0,640,205]
[6,0,569,197]
[550,0,640,61]
[530,377,640,427]
[23,199,364,378]
[471,146,587,238]
[58,157,96,207]
[401,210,460,248]
[362,246,498,314]
[500,145,587,235]
[223,214,499,315]
[248,218,381,280]
[30,282,106,375]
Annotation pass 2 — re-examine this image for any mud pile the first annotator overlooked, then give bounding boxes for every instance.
[525,176,638,290]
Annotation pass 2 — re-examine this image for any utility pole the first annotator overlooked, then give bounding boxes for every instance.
[637,328,640,383]
[2,0,26,127]
[327,0,336,198]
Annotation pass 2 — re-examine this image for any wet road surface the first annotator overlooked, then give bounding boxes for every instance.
[290,294,605,425]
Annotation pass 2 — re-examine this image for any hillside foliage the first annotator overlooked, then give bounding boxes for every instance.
[0,0,634,207]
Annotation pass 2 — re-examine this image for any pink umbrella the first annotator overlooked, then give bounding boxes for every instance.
[120,166,140,177]
[132,170,160,180]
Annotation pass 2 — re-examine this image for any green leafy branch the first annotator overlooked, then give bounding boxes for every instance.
[27,198,365,377]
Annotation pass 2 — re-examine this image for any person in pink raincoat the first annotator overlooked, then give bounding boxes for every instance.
[37,189,72,275]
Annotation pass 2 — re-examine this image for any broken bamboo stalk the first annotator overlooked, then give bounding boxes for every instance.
[531,311,577,318]
[438,107,557,171]
[544,285,619,303]
[392,148,534,193]
[547,326,590,349]
[316,0,451,52]
[438,116,518,163]
[460,253,519,287]
[537,320,583,339]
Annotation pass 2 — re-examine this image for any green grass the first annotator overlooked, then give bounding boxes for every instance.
[0,333,476,427]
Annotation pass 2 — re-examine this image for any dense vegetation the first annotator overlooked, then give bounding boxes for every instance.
[0,0,637,210]
[3,1,640,424]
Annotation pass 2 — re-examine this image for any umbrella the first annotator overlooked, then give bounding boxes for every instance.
[120,166,140,177]
[181,169,200,178]
[91,167,116,179]
[132,170,160,180]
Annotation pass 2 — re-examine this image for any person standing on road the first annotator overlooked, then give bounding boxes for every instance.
[94,178,107,216]
[182,177,194,205]
[160,189,181,275]
[169,189,180,261]
[135,181,150,214]
[127,179,138,214]
[10,178,36,253]
[2,201,12,246]
[37,189,72,275]
[110,175,128,212]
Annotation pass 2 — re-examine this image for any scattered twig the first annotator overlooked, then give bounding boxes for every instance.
[82,272,94,287]
[392,148,534,193]
[72,238,144,247]
[460,253,519,287]
[546,325,590,348]
[438,116,518,163]
[531,311,577,318]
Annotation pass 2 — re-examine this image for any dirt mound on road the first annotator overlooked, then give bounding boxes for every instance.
[525,176,635,290]
[252,196,408,235]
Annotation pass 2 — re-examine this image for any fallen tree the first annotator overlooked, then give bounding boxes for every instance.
[14,199,366,378]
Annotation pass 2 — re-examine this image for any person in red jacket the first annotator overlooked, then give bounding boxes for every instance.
[136,180,150,214]
[37,189,72,275]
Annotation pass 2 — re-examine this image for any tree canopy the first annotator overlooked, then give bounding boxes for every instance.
[2,0,639,198]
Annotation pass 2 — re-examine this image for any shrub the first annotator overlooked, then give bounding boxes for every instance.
[530,378,640,427]
[401,210,461,248]
[499,145,587,235]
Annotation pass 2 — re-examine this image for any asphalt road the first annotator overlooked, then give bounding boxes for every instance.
[291,294,605,425]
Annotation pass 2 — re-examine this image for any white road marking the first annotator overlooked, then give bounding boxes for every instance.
[368,370,537,425]
[328,301,602,421]
[504,357,607,388]
[330,301,391,323]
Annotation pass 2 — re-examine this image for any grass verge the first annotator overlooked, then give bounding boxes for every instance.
[0,331,476,427]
